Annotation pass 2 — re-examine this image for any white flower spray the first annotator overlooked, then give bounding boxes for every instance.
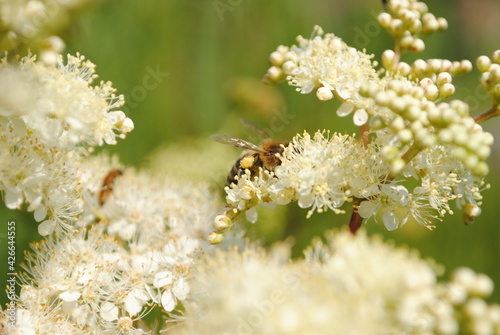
[0,53,133,235]
[212,0,497,243]
[2,0,500,334]
[179,230,500,335]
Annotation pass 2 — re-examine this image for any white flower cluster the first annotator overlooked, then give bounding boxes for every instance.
[0,0,100,59]
[239,0,495,238]
[0,54,133,234]
[477,50,500,110]
[8,165,241,334]
[377,0,448,53]
[210,130,486,241]
[14,226,196,334]
[79,155,224,245]
[0,54,133,148]
[264,25,379,125]
[179,230,500,335]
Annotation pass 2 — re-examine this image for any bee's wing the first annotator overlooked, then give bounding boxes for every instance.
[240,118,271,139]
[211,134,267,153]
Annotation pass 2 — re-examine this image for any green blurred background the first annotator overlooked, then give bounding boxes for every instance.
[1,0,500,307]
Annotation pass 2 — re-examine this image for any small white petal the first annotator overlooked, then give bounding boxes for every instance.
[316,87,334,101]
[5,188,23,209]
[336,88,351,100]
[124,292,143,316]
[357,200,378,218]
[353,109,368,126]
[245,207,258,223]
[38,219,56,236]
[59,290,81,302]
[161,291,176,312]
[173,278,190,301]
[33,206,47,222]
[100,302,119,321]
[336,101,354,117]
[383,210,399,231]
[154,271,173,288]
[297,193,314,209]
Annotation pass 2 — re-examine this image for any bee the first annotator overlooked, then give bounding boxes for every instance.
[98,169,122,205]
[211,119,288,187]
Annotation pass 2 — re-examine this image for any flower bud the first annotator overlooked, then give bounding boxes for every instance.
[397,62,411,75]
[424,84,439,100]
[266,66,284,83]
[411,59,427,74]
[382,50,398,70]
[316,86,333,101]
[269,51,284,66]
[471,273,494,296]
[282,60,297,75]
[369,115,385,130]
[208,231,225,245]
[389,19,404,34]
[410,38,425,52]
[477,55,492,73]
[377,12,392,27]
[460,60,473,73]
[492,49,500,64]
[437,17,448,30]
[214,214,231,231]
[439,83,455,99]
[436,72,452,85]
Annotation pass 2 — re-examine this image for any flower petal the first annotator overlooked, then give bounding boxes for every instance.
[336,101,354,117]
[161,291,176,312]
[382,209,399,231]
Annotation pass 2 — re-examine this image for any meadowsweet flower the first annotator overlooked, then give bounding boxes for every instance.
[16,225,201,333]
[0,54,133,148]
[210,131,362,243]
[0,118,83,235]
[80,159,223,245]
[273,131,355,217]
[0,53,133,234]
[212,122,489,240]
[264,25,379,124]
[177,230,500,334]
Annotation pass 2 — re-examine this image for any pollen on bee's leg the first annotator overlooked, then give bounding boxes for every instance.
[240,155,255,169]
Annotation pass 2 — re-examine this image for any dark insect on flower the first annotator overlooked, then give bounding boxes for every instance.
[211,119,288,187]
[98,169,122,205]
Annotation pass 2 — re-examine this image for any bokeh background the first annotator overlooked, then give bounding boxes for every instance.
[1,0,500,307]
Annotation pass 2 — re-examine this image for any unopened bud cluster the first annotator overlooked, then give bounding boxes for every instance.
[477,50,500,107]
[377,0,447,53]
[383,50,472,80]
[362,79,493,176]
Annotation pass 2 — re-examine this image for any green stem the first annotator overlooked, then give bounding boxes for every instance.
[387,142,423,180]
[400,142,423,163]
[474,107,500,124]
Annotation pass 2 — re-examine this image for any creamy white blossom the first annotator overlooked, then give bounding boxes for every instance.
[264,25,380,125]
[176,230,500,335]
[212,128,488,240]
[0,54,133,148]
